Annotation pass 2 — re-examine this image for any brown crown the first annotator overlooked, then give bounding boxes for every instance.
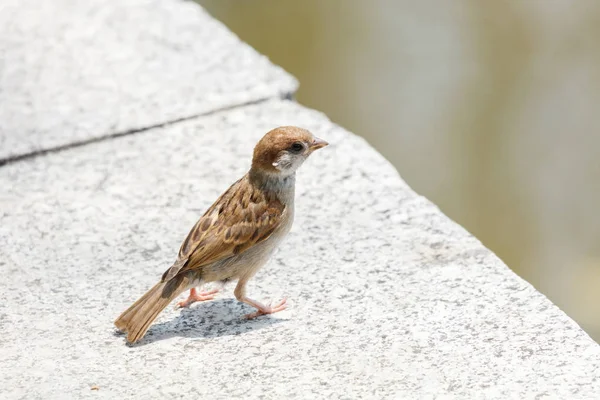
[251,126,314,172]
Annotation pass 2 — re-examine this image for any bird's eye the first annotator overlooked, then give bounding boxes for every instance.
[290,142,304,153]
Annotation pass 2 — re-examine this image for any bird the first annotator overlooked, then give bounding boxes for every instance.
[114,126,328,343]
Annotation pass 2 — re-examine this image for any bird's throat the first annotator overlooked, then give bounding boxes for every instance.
[249,169,296,204]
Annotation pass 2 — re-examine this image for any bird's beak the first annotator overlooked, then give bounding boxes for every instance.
[309,137,329,151]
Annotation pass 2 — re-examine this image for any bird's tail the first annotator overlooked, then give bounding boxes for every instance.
[114,275,190,343]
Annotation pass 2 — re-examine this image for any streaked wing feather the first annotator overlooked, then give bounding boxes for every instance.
[162,175,284,281]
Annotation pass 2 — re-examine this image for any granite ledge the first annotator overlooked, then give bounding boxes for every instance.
[0,0,297,163]
[1,100,599,399]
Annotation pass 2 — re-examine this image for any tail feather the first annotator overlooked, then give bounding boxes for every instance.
[115,275,189,343]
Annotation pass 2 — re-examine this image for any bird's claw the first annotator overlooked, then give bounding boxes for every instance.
[244,298,287,319]
[176,288,219,308]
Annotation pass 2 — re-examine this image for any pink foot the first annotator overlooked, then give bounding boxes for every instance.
[177,288,219,308]
[244,298,287,319]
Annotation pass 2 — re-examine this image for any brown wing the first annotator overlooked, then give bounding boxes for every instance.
[161,174,285,281]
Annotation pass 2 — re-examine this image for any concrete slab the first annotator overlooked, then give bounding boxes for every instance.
[0,0,297,163]
[1,100,599,399]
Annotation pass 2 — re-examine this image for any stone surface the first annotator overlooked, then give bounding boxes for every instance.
[0,0,297,162]
[1,100,599,399]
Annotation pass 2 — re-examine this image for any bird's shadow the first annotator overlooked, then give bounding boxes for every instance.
[114,298,286,347]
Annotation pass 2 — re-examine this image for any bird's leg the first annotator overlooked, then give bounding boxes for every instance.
[234,277,287,319]
[176,287,219,308]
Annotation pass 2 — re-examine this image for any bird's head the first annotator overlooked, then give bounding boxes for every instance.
[251,126,328,176]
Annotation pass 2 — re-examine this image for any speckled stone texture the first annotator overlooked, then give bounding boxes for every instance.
[1,100,600,399]
[0,0,296,162]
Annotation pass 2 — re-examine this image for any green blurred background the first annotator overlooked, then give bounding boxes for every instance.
[197,0,600,341]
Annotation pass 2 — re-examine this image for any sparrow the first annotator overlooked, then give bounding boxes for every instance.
[114,126,328,343]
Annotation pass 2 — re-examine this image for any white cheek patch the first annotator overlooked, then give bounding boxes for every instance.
[273,152,304,173]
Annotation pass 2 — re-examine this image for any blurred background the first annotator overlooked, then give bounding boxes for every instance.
[196,0,600,341]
